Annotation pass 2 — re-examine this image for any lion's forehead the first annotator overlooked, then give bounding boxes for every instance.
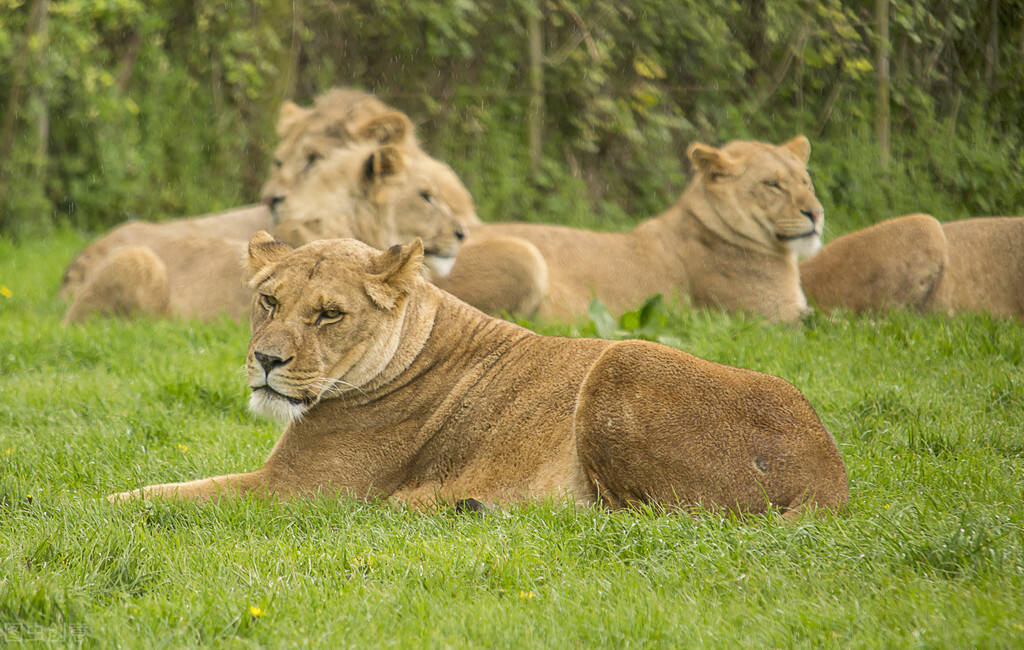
[740,148,806,177]
[271,244,376,282]
[261,261,368,311]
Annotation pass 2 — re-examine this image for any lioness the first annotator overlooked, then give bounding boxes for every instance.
[108,233,849,515]
[799,214,949,313]
[929,217,1024,319]
[64,144,469,323]
[800,214,1024,319]
[449,136,824,323]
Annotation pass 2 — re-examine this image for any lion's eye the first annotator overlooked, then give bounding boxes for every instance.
[260,294,279,312]
[419,190,434,205]
[272,158,283,169]
[303,153,323,171]
[763,180,783,190]
[317,308,345,325]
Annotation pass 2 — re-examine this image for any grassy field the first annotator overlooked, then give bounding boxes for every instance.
[1,230,1023,648]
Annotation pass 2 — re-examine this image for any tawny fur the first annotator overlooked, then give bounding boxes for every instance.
[927,217,1024,319]
[108,233,849,516]
[434,235,549,317]
[259,86,553,317]
[800,214,949,313]
[61,204,272,303]
[449,136,825,323]
[799,214,1024,320]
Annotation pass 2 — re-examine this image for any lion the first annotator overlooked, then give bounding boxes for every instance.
[799,214,949,313]
[928,217,1024,319]
[799,214,1024,320]
[60,204,273,302]
[444,135,824,323]
[260,87,419,211]
[63,144,470,323]
[108,232,849,517]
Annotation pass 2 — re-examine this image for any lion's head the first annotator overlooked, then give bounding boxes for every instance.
[260,87,417,209]
[245,232,427,422]
[686,135,824,258]
[272,142,475,280]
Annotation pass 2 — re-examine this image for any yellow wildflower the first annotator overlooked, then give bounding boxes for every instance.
[519,590,535,600]
[176,443,189,453]
[249,605,265,618]
[0,285,10,298]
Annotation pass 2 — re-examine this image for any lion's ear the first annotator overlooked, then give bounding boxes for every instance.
[686,142,740,179]
[361,145,405,188]
[247,231,292,278]
[782,135,811,164]
[364,239,424,309]
[354,111,414,145]
[276,101,309,138]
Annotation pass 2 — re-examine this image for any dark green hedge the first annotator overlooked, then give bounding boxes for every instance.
[2,0,1022,239]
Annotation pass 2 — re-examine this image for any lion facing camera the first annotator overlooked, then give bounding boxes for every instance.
[109,233,848,516]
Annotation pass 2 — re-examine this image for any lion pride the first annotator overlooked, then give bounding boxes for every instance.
[109,233,849,516]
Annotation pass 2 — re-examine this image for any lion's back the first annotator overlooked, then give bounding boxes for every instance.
[934,216,1024,318]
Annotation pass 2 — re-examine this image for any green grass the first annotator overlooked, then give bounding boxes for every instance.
[1,231,1023,648]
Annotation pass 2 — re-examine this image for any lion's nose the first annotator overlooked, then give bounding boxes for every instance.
[254,351,293,375]
[265,195,286,210]
[801,207,824,223]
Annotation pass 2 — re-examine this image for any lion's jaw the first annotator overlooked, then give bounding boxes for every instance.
[423,254,457,278]
[781,228,823,258]
[244,235,430,423]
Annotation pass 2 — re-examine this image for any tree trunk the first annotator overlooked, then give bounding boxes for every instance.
[983,0,998,88]
[875,0,891,171]
[527,1,544,183]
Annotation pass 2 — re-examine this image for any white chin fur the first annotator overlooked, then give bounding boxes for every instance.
[788,234,822,259]
[424,254,457,278]
[249,390,307,424]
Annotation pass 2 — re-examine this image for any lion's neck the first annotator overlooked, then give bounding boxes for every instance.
[653,182,784,259]
[360,281,444,394]
[322,284,530,409]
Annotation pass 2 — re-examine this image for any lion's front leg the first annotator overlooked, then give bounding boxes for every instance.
[107,469,274,503]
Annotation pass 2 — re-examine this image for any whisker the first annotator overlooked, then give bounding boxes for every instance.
[312,376,367,397]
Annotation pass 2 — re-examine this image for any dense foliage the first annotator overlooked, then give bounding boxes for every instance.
[2,0,1022,238]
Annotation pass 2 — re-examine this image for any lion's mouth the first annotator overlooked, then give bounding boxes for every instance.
[776,228,819,242]
[251,384,314,406]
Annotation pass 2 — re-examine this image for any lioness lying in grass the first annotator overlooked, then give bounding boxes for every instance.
[801,213,1024,320]
[451,135,825,323]
[109,233,849,516]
